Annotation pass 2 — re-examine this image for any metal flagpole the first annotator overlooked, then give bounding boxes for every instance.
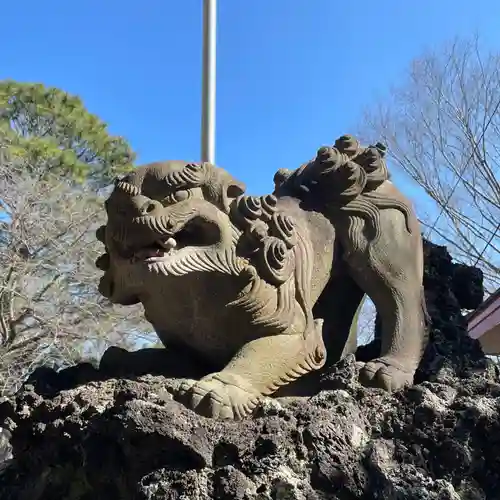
[201,0,217,164]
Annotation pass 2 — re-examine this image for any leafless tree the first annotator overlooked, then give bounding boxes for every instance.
[355,298,376,345]
[360,35,500,295]
[0,139,154,395]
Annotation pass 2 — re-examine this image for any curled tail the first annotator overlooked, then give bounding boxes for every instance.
[273,134,415,242]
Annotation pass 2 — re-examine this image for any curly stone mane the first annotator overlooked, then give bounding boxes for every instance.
[226,194,316,337]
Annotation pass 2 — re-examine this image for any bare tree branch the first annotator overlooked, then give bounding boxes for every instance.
[0,142,153,395]
[360,35,500,293]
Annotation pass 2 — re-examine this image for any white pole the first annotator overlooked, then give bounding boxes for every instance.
[201,0,217,164]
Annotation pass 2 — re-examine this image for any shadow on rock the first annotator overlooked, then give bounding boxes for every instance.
[20,344,213,400]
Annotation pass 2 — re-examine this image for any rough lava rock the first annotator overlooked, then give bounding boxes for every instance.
[1,240,499,500]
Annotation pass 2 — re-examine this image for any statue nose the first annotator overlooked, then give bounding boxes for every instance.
[123,195,164,217]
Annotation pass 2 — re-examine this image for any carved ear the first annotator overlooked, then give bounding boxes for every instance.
[226,181,246,199]
[221,179,246,213]
[200,164,246,212]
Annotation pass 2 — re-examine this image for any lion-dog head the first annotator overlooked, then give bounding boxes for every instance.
[95,161,317,358]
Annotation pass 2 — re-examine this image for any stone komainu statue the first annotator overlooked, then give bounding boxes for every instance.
[95,135,427,420]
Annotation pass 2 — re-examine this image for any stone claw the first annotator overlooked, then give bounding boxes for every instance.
[356,356,416,392]
[175,372,262,420]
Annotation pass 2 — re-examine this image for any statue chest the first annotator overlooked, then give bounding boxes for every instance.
[141,273,255,365]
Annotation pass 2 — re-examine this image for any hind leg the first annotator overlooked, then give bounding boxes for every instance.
[345,227,426,391]
[350,267,425,390]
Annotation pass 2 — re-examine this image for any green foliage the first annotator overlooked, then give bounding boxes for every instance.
[0,80,135,185]
[0,81,147,395]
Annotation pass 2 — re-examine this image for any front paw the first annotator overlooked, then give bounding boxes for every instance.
[356,356,416,392]
[175,372,262,420]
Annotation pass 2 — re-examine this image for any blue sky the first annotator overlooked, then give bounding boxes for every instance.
[2,0,500,197]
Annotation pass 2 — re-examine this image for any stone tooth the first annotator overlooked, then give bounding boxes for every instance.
[159,237,177,252]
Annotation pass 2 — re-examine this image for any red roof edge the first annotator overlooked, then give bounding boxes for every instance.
[466,286,500,322]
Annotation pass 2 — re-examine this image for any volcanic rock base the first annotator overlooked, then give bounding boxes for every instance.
[0,240,498,499]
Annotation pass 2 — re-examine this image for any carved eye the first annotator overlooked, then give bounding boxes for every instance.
[163,189,191,205]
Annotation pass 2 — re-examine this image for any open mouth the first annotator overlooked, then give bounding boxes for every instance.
[128,217,222,263]
[132,237,178,262]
